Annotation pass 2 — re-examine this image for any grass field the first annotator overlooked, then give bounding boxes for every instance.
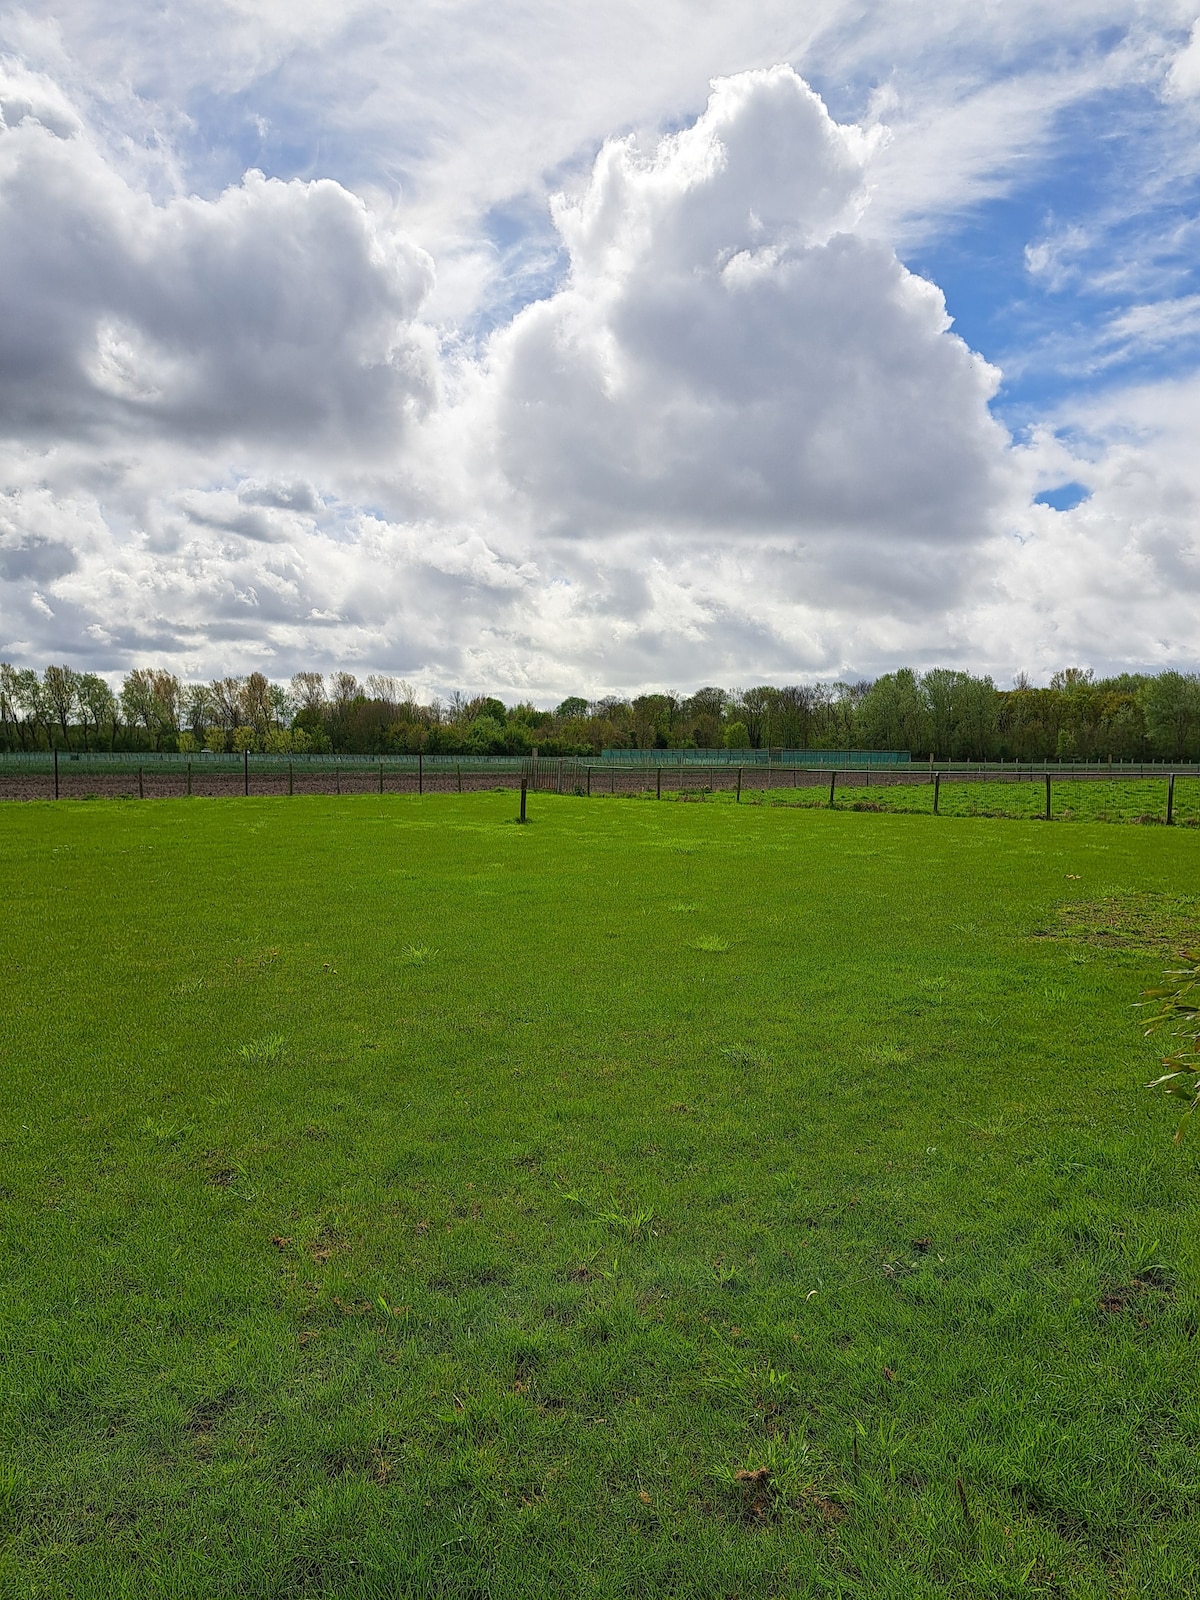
[2,793,1199,1598]
[654,775,1198,828]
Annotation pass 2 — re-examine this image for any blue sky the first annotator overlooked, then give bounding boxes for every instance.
[908,83,1200,430]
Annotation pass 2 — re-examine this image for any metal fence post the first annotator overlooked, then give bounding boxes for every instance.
[656,767,661,800]
[54,748,59,800]
[519,778,527,822]
[934,773,940,814]
[1168,772,1175,825]
[457,764,462,794]
[187,759,192,797]
[288,760,293,796]
[244,748,249,797]
[829,770,836,808]
[138,766,144,800]
[736,766,742,803]
[1044,772,1051,820]
[587,766,592,797]
[418,752,423,795]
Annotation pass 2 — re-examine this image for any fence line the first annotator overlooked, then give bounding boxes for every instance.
[2,755,1199,822]
[4,749,1197,775]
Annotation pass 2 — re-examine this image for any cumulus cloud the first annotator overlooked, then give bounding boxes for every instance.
[0,65,438,453]
[967,372,1200,675]
[484,67,1016,606]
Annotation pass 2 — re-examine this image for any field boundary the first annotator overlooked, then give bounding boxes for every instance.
[3,751,1199,824]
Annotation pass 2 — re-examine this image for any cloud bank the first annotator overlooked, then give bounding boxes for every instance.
[1,19,1198,695]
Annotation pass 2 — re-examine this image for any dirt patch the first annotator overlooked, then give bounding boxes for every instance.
[1034,892,1200,955]
[1099,1266,1173,1321]
[0,769,524,803]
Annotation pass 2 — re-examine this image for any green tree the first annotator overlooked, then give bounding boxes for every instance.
[183,683,215,741]
[631,693,677,750]
[723,720,750,749]
[291,672,327,719]
[737,687,777,749]
[682,687,727,749]
[855,670,930,754]
[11,668,48,748]
[121,669,181,750]
[210,677,244,731]
[0,663,18,750]
[1140,671,1200,761]
[238,672,274,736]
[42,665,80,749]
[76,673,116,750]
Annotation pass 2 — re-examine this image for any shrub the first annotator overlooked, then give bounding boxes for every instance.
[1142,952,1200,1141]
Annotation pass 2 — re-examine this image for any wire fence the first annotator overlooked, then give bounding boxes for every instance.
[596,747,911,766]
[3,750,1199,823]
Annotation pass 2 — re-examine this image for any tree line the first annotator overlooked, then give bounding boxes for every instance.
[1,662,1198,762]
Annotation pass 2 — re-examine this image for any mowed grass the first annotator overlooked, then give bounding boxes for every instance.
[2,794,1200,1599]
[661,774,1200,828]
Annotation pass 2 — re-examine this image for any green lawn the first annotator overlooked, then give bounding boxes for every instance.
[2,794,1199,1598]
[661,774,1198,827]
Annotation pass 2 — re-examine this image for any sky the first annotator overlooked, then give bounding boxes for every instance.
[1,2,1199,701]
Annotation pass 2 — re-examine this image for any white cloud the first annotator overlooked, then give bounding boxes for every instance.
[968,373,1200,675]
[482,67,1015,609]
[0,81,438,452]
[1165,18,1200,97]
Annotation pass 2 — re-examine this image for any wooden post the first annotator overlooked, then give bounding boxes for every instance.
[736,766,742,803]
[335,764,340,796]
[934,773,940,814]
[138,766,144,800]
[519,778,527,823]
[929,752,934,782]
[829,770,836,808]
[418,752,423,795]
[54,747,59,800]
[379,761,384,795]
[587,765,592,797]
[288,761,293,796]
[1168,772,1175,825]
[1044,772,1051,820]
[187,760,192,797]
[611,766,615,795]
[557,759,563,795]
[243,748,249,797]
[656,767,661,800]
[457,764,462,794]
